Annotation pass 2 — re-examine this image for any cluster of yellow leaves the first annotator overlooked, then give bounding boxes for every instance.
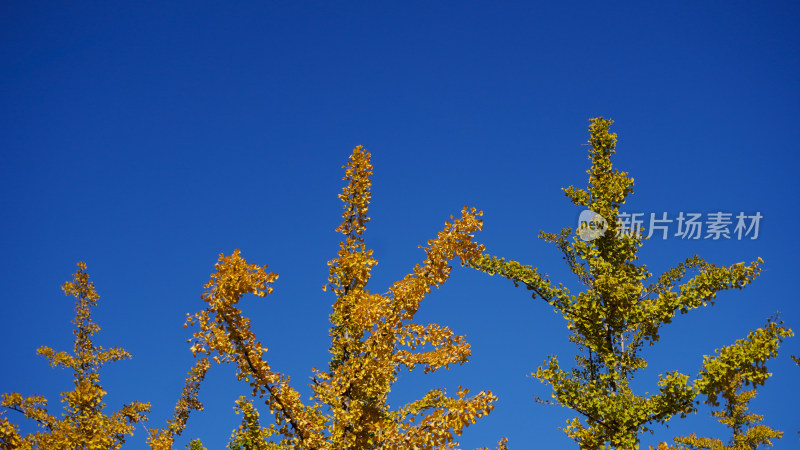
[670,378,782,450]
[650,321,791,450]
[186,248,320,446]
[184,145,505,449]
[0,263,150,450]
[227,396,288,450]
[147,358,210,450]
[650,372,784,449]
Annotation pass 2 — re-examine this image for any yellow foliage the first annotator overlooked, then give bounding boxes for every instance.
[186,146,505,449]
[1,145,504,450]
[0,264,150,450]
[468,119,792,449]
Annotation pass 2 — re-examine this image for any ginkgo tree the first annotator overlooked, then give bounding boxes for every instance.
[0,262,151,450]
[467,118,793,450]
[183,145,507,449]
[0,262,216,450]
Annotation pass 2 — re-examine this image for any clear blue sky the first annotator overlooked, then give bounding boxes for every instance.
[2,1,798,448]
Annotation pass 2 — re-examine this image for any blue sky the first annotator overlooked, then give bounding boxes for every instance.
[2,1,799,448]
